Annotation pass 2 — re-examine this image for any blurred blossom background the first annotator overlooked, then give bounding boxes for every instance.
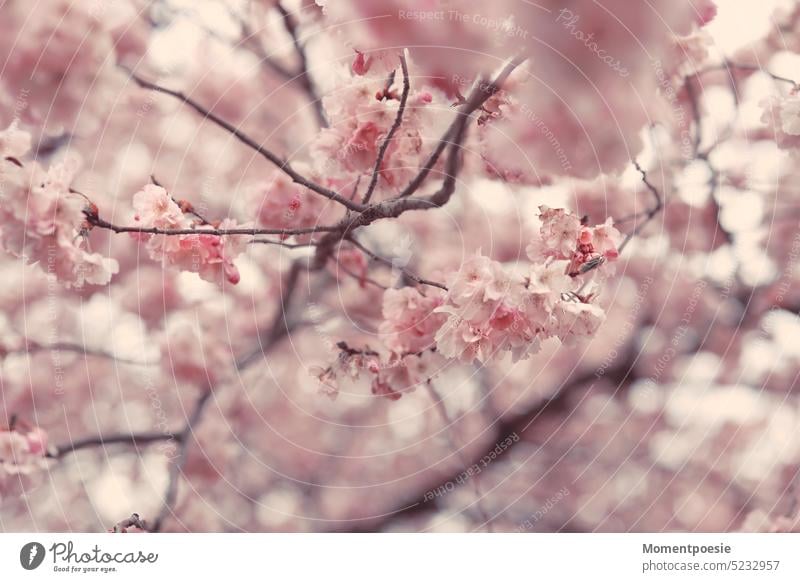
[1,0,800,533]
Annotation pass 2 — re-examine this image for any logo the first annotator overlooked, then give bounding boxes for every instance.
[20,542,46,570]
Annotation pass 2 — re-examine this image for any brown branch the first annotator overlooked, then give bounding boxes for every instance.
[362,54,411,204]
[397,57,523,200]
[110,513,148,532]
[48,431,180,459]
[275,2,327,128]
[22,341,155,366]
[334,353,635,532]
[125,70,359,211]
[151,388,213,532]
[425,381,494,532]
[346,236,448,291]
[618,161,664,252]
[700,60,800,91]
[310,58,525,269]
[84,211,337,237]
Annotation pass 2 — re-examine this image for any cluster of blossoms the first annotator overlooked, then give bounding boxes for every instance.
[130,185,250,286]
[311,76,437,197]
[314,207,622,397]
[760,93,800,150]
[0,425,49,499]
[0,0,145,133]
[0,124,119,287]
[313,344,443,401]
[248,172,326,235]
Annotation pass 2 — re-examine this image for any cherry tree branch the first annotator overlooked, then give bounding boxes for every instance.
[310,58,525,269]
[705,60,800,91]
[275,2,327,129]
[20,341,155,366]
[151,387,213,532]
[48,431,179,459]
[396,57,523,200]
[125,70,361,211]
[618,162,664,252]
[346,237,448,291]
[362,54,411,204]
[84,211,338,237]
[110,513,148,532]
[335,350,635,532]
[425,381,495,532]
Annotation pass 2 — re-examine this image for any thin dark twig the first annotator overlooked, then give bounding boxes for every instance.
[151,388,213,532]
[362,54,411,204]
[309,58,525,269]
[84,211,337,237]
[24,341,155,366]
[397,57,523,200]
[49,432,179,459]
[125,70,358,210]
[333,256,388,290]
[275,2,328,128]
[714,60,800,91]
[347,237,448,291]
[425,382,495,532]
[248,238,317,249]
[618,162,664,252]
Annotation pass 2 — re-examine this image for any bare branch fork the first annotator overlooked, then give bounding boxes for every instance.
[346,236,448,291]
[362,54,411,205]
[618,161,664,252]
[274,2,328,129]
[124,69,361,212]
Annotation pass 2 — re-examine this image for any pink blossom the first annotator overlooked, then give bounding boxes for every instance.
[379,287,446,353]
[0,154,119,287]
[132,185,185,230]
[0,122,31,159]
[0,427,48,476]
[130,185,249,286]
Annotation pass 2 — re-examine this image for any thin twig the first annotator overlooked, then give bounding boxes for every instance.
[362,54,411,204]
[49,432,180,459]
[275,2,327,128]
[151,388,213,532]
[618,162,664,252]
[425,382,495,532]
[397,57,523,200]
[23,341,155,366]
[346,237,448,291]
[710,60,800,91]
[125,69,358,211]
[85,211,337,237]
[310,58,525,269]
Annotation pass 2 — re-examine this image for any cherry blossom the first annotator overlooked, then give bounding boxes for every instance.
[5,0,800,538]
[130,185,249,286]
